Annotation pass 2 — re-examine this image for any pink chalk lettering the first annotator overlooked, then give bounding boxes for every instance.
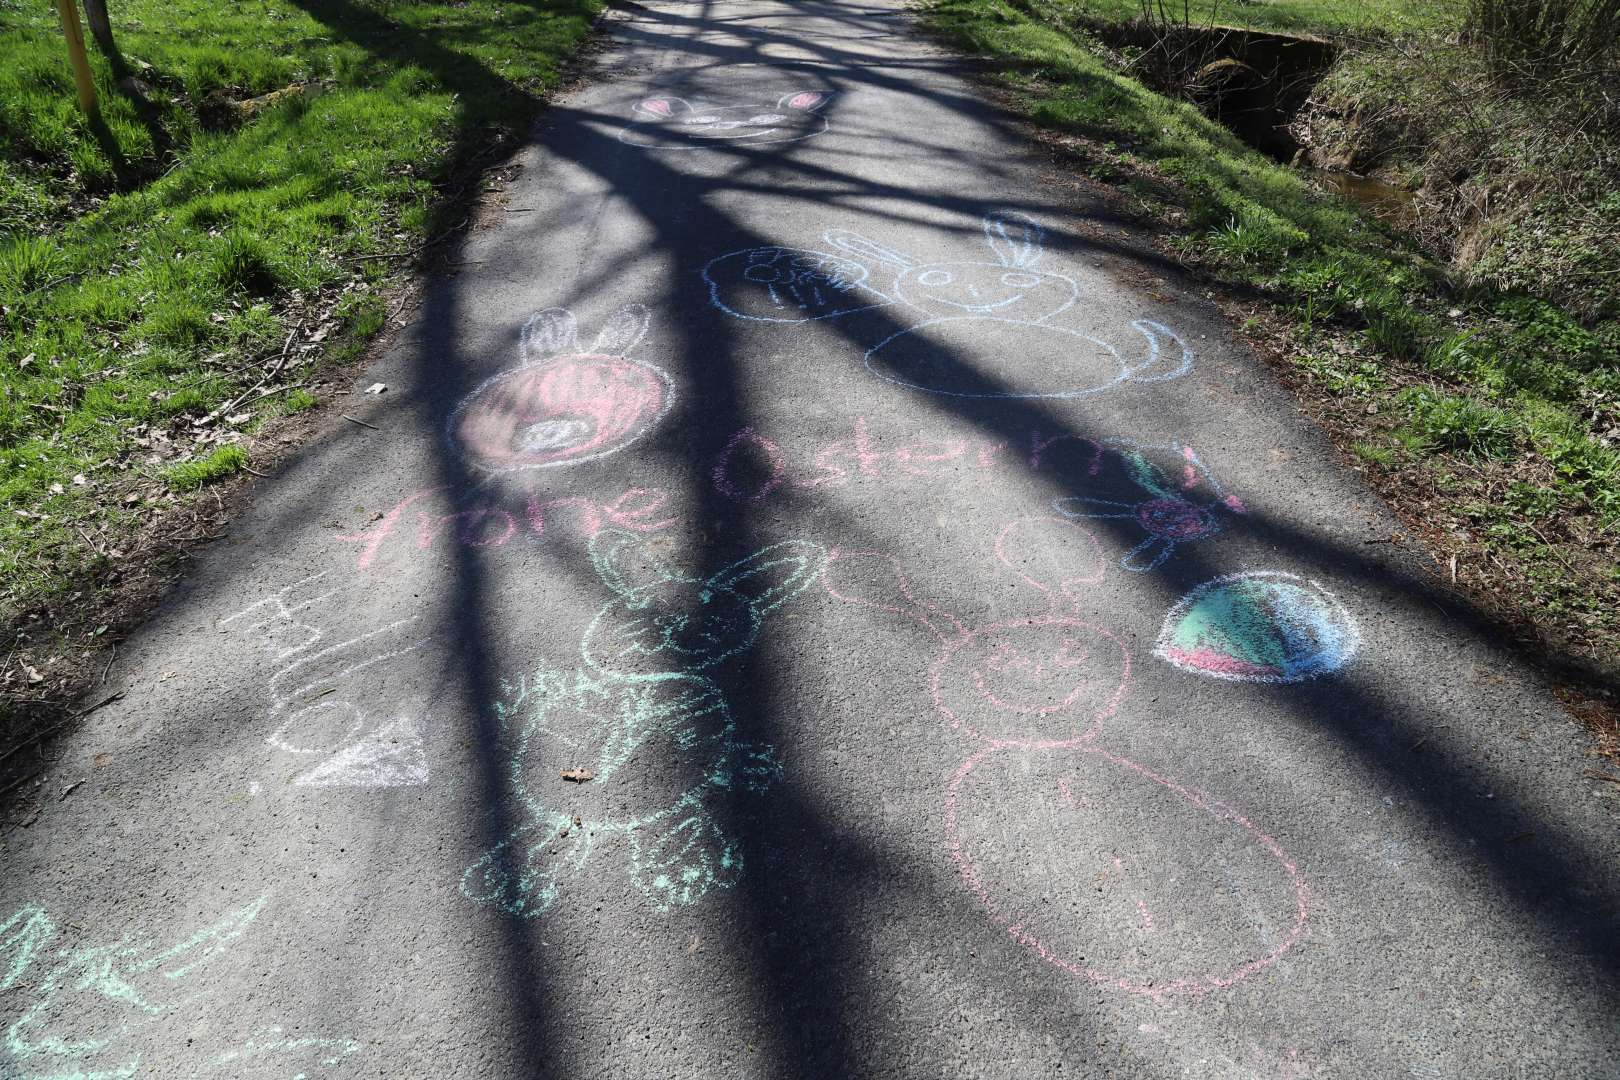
[340,485,678,569]
[803,444,851,490]
[712,426,786,504]
[526,493,603,538]
[337,486,448,571]
[895,439,967,476]
[852,416,881,476]
[603,487,679,532]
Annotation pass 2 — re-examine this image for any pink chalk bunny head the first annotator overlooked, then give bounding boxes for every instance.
[446,305,672,473]
[824,211,1080,323]
[622,92,832,148]
[826,517,1130,746]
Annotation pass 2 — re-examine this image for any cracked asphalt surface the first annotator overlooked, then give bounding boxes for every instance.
[3,1,1618,1077]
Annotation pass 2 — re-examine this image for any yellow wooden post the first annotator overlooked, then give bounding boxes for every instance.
[55,0,99,118]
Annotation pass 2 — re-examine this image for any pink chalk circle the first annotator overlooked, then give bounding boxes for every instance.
[946,743,1309,998]
[930,618,1129,746]
[449,353,673,471]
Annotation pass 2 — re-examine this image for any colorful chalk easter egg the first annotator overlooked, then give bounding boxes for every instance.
[1154,572,1358,683]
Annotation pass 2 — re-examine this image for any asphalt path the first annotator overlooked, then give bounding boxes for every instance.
[3,0,1618,1077]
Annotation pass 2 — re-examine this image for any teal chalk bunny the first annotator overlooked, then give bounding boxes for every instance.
[461,530,826,917]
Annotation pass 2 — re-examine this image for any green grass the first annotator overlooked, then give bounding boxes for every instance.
[0,0,601,620]
[166,444,247,490]
[923,0,1620,662]
[1040,0,1458,34]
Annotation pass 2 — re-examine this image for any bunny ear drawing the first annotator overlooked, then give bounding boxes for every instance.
[591,529,682,603]
[994,517,1107,605]
[779,90,830,111]
[823,229,918,272]
[1125,319,1195,383]
[520,308,578,361]
[983,210,1044,268]
[707,540,826,618]
[591,304,651,356]
[823,548,964,642]
[636,96,692,117]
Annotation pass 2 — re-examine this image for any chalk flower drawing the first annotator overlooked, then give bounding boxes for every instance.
[446,305,673,473]
[1155,571,1360,683]
[703,211,1193,398]
[619,91,831,148]
[461,530,826,917]
[0,899,360,1078]
[1051,440,1247,572]
[825,519,1309,997]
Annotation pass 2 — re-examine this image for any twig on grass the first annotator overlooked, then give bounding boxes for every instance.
[195,322,302,428]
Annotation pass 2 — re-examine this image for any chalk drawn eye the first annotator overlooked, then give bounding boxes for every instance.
[1001,272,1041,287]
[743,264,782,283]
[748,114,786,124]
[686,115,721,125]
[917,270,953,286]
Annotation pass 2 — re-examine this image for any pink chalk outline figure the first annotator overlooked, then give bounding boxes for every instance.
[824,518,1309,998]
[703,211,1193,399]
[619,91,832,149]
[446,305,673,473]
[1051,439,1248,572]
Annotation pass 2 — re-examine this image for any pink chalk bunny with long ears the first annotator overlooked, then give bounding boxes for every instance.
[825,516,1126,747]
[824,517,1310,998]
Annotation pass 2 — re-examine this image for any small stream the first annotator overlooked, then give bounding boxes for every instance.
[1311,168,1419,225]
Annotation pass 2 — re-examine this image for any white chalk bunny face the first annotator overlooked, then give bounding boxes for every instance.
[583,531,826,679]
[826,212,1079,323]
[704,209,1195,399]
[621,92,831,149]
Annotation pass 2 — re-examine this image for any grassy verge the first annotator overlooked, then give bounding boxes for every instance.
[0,0,601,706]
[921,0,1620,710]
[1050,0,1457,33]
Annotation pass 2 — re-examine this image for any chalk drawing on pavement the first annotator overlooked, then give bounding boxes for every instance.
[0,898,360,1078]
[462,530,826,917]
[1155,572,1360,683]
[338,484,679,571]
[446,305,673,473]
[222,574,433,786]
[946,744,1310,999]
[1051,440,1247,572]
[825,519,1310,996]
[619,91,831,149]
[826,517,1121,747]
[704,211,1194,398]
